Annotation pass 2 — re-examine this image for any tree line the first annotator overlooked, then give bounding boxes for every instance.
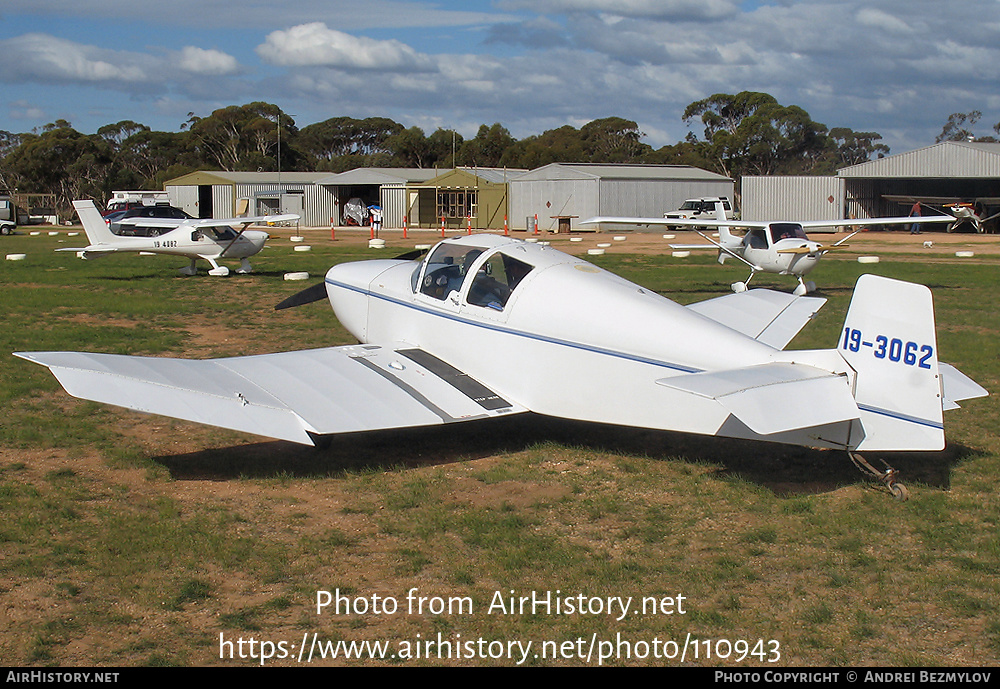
[4,91,966,218]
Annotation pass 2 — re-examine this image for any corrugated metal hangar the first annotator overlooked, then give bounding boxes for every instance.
[743,141,1000,231]
[163,163,735,231]
[509,163,734,232]
[840,141,1000,223]
[316,168,439,228]
[164,171,335,225]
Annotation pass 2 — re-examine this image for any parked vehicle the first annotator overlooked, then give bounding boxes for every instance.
[107,205,194,236]
[0,196,16,234]
[103,191,170,217]
[664,197,735,226]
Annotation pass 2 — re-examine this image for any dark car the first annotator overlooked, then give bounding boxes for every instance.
[108,205,194,236]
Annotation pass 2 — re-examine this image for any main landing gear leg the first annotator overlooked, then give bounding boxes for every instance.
[849,452,908,501]
[206,258,230,277]
[732,269,759,294]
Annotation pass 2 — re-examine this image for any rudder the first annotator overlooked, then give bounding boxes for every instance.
[839,274,944,451]
[72,199,118,245]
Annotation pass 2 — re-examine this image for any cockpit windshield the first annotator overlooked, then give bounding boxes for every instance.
[466,252,533,311]
[419,244,489,300]
[769,223,808,242]
[418,243,535,311]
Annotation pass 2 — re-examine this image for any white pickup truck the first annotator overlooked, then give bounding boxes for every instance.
[663,197,734,226]
[0,196,15,235]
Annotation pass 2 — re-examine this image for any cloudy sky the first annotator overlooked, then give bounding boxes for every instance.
[1,0,998,154]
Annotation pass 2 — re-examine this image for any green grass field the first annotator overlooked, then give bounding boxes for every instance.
[1,230,999,666]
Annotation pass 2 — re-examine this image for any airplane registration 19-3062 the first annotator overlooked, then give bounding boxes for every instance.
[16,234,987,498]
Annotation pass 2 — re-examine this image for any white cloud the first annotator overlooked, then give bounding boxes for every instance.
[8,100,46,121]
[855,8,914,35]
[256,23,436,71]
[499,0,739,20]
[1,0,520,31]
[0,34,148,83]
[177,46,241,75]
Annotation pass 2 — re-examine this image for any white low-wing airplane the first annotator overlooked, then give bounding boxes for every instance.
[63,199,299,276]
[17,234,987,498]
[583,207,955,295]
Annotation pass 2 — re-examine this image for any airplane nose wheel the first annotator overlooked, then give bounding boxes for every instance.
[793,279,816,296]
[849,452,908,501]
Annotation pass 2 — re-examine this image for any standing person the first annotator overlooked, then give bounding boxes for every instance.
[909,201,922,234]
[369,205,382,236]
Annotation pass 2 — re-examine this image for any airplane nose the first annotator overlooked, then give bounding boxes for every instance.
[326,260,399,292]
[245,230,269,246]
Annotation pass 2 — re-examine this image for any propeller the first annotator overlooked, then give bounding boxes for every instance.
[275,248,429,310]
[275,281,328,310]
[777,229,858,255]
[777,244,851,255]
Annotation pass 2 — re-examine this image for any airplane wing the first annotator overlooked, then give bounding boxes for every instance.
[583,216,957,230]
[188,214,300,228]
[668,243,718,250]
[582,216,769,229]
[883,195,1000,206]
[798,215,954,230]
[686,290,826,350]
[117,214,301,231]
[117,217,189,230]
[15,344,527,446]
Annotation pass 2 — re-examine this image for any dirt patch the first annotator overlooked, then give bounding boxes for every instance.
[448,475,570,509]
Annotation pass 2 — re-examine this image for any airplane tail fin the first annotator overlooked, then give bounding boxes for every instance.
[713,201,738,247]
[73,200,118,245]
[839,274,946,451]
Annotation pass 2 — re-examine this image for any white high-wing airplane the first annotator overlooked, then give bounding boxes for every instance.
[882,196,1000,233]
[63,200,299,276]
[583,206,955,295]
[17,234,987,498]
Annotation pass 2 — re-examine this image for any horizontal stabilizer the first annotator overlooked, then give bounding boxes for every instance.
[687,290,826,350]
[656,363,857,436]
[56,247,119,254]
[15,345,526,446]
[939,362,989,410]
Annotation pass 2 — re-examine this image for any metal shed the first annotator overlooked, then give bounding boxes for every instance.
[163,171,335,226]
[741,176,845,223]
[408,168,524,231]
[510,163,734,232]
[316,168,440,228]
